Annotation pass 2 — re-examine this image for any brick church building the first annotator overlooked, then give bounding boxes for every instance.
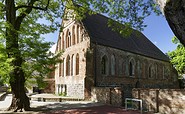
[54,9,179,100]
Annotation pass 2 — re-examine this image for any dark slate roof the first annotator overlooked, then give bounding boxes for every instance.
[82,14,169,62]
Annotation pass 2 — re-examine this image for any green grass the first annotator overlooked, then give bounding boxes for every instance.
[58,92,67,96]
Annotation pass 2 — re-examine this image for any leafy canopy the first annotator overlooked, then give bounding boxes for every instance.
[168,37,185,77]
[66,0,161,33]
[0,0,64,85]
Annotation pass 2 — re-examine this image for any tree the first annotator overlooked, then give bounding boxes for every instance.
[168,37,185,88]
[156,0,185,46]
[0,0,63,112]
[168,37,185,76]
[0,0,184,112]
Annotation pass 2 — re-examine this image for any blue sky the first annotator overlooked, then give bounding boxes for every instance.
[143,13,176,53]
[44,12,177,53]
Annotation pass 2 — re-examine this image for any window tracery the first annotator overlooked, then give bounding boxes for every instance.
[66,55,70,76]
[76,54,79,75]
[129,58,135,76]
[111,55,116,75]
[101,55,108,75]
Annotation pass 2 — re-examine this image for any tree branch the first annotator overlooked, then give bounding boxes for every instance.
[15,0,50,11]
[15,5,47,11]
[15,0,50,30]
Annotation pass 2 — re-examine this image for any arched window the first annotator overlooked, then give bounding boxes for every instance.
[79,26,82,42]
[137,61,142,78]
[155,64,158,79]
[62,59,64,76]
[71,55,74,76]
[80,27,83,42]
[149,66,152,78]
[58,36,61,51]
[129,58,135,76]
[72,26,75,45]
[59,61,62,77]
[62,33,64,50]
[149,64,155,78]
[101,55,108,75]
[129,62,133,76]
[122,62,125,75]
[76,25,79,44]
[76,54,79,75]
[111,55,116,75]
[65,29,69,48]
[81,30,84,42]
[66,55,70,76]
[68,32,71,47]
[164,66,170,79]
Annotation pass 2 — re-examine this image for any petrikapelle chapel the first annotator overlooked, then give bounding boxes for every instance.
[54,8,179,100]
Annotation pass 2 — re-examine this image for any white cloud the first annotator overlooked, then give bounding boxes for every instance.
[154,41,157,45]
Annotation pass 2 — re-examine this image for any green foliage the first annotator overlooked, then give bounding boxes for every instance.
[58,92,67,96]
[67,0,161,31]
[0,44,13,85]
[168,37,185,77]
[0,0,63,86]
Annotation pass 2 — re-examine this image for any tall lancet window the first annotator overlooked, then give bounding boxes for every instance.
[111,55,116,75]
[129,58,135,76]
[68,32,71,47]
[66,55,70,76]
[76,54,79,75]
[101,55,108,75]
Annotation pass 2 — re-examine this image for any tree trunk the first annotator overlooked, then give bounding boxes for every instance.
[164,0,185,46]
[7,68,30,112]
[5,0,30,111]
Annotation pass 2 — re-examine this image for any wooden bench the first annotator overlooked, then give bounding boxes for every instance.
[29,95,84,102]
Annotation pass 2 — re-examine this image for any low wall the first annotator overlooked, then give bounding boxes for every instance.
[133,88,185,114]
[91,87,122,106]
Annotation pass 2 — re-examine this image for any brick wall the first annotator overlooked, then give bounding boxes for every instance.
[93,44,179,89]
[43,65,55,93]
[91,87,122,106]
[133,88,185,114]
[55,36,90,98]
[43,79,55,93]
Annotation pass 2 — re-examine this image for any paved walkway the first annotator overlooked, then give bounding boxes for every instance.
[45,105,149,114]
[0,94,150,114]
